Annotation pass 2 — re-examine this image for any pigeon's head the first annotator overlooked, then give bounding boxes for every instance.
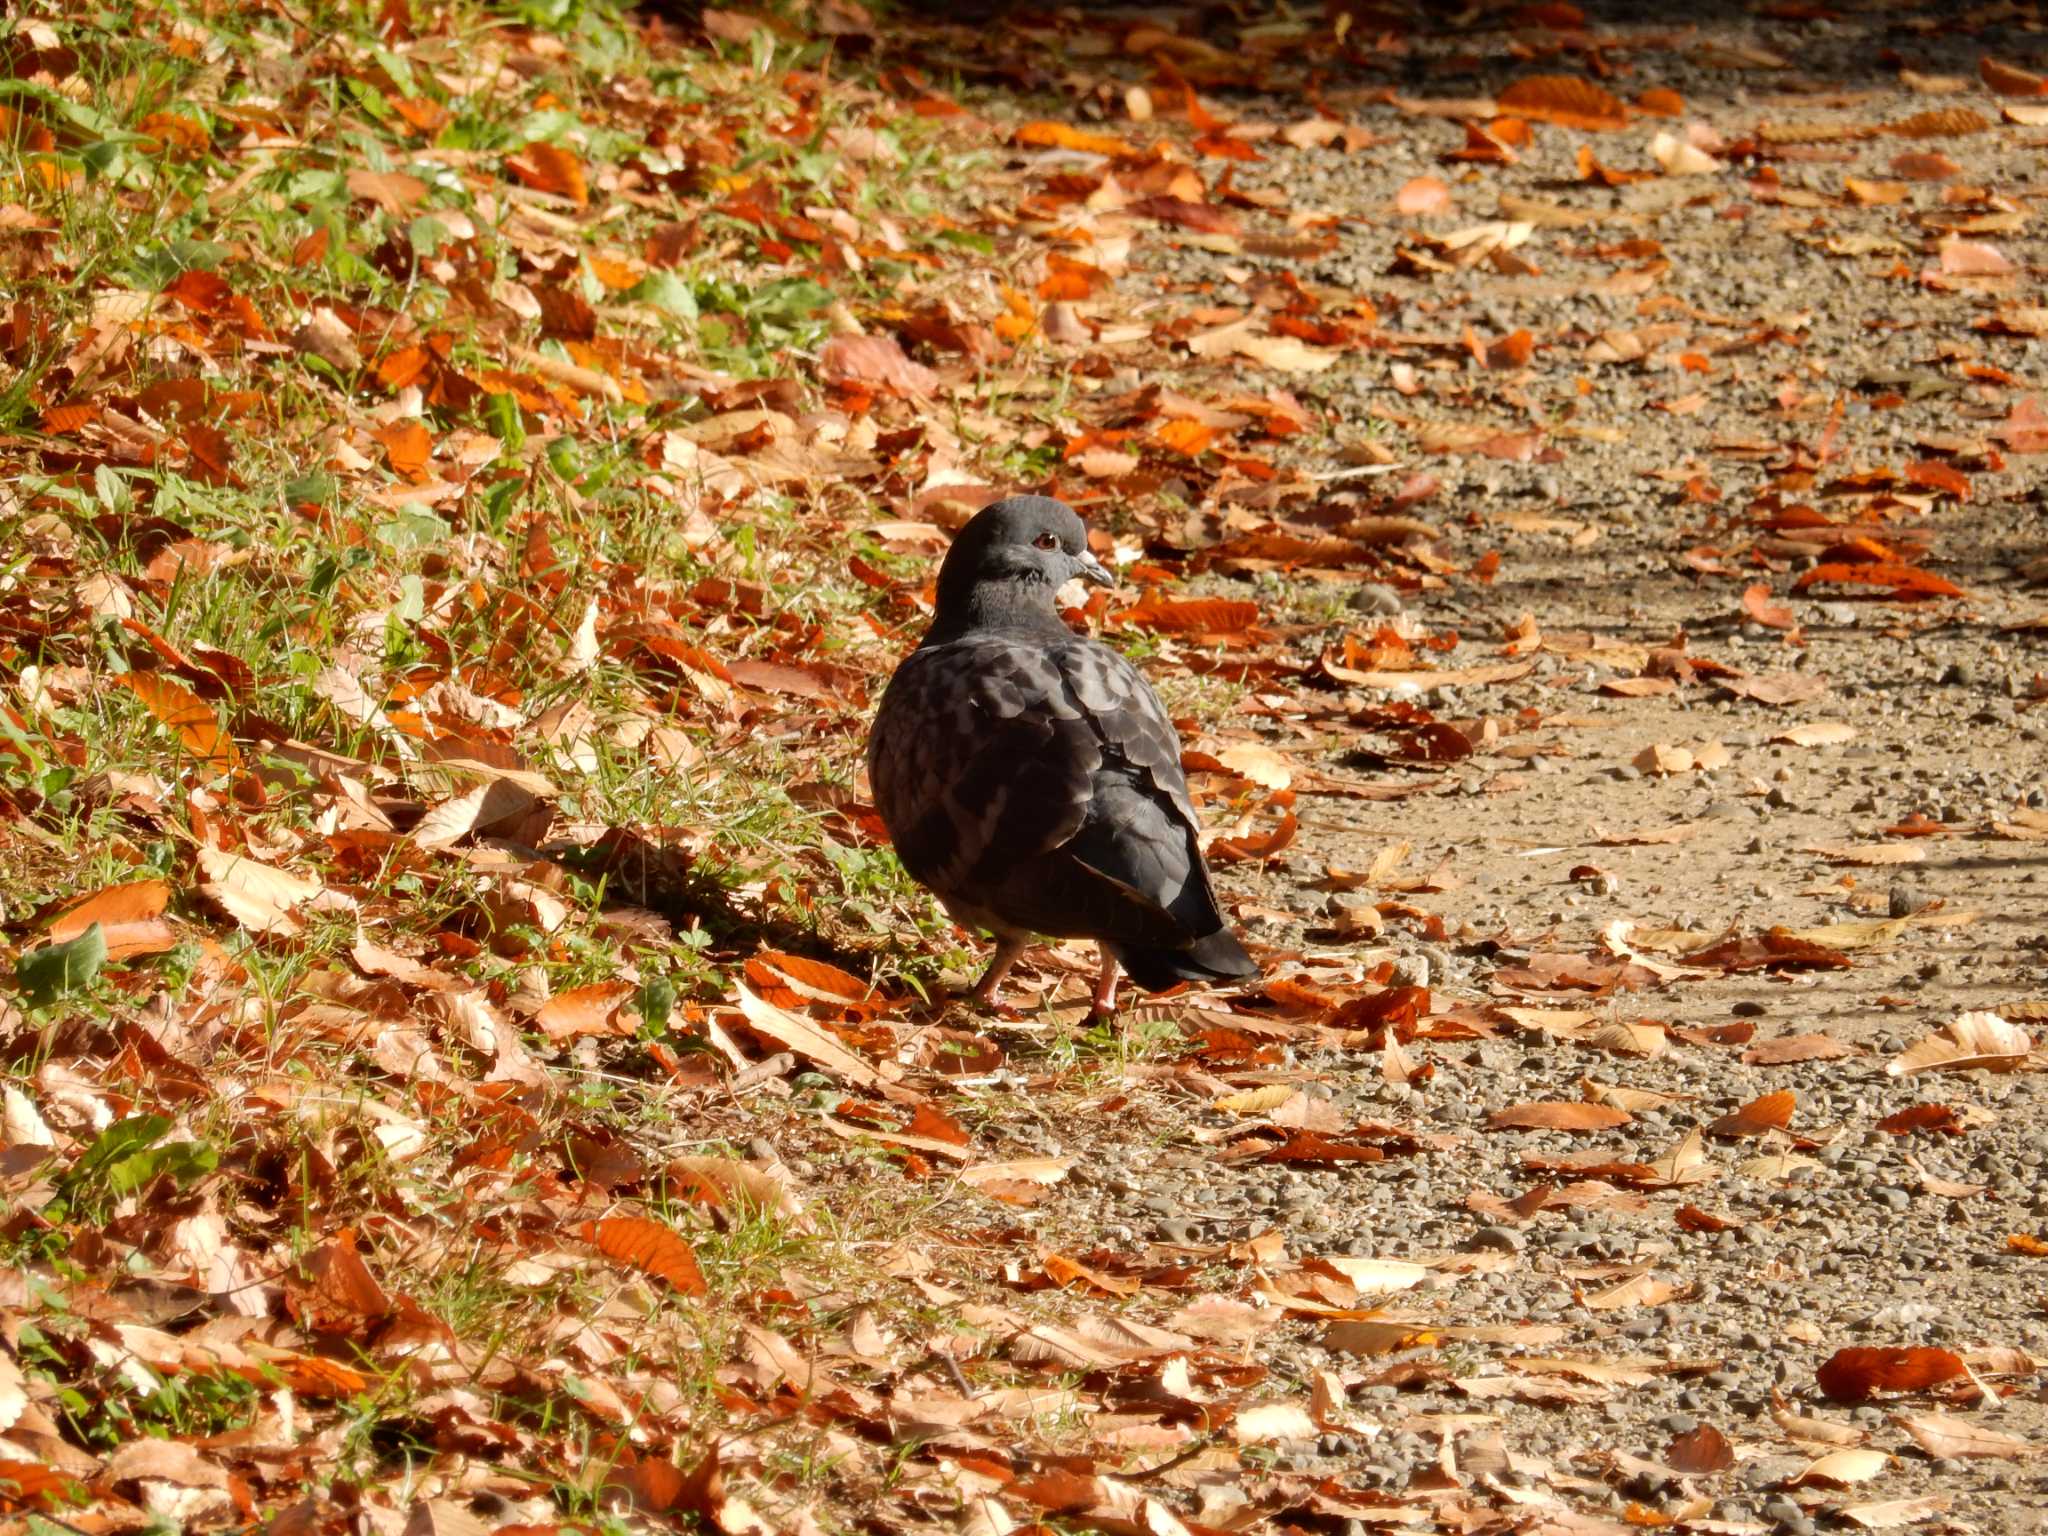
[935,496,1113,620]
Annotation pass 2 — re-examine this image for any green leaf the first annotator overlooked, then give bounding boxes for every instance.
[374,506,450,552]
[636,975,676,1037]
[16,922,107,1008]
[106,1138,218,1198]
[628,269,698,322]
[63,1115,170,1193]
[284,470,337,507]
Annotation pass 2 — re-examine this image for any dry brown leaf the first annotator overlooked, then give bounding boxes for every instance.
[1215,740,1293,790]
[1773,721,1857,747]
[732,982,890,1091]
[1705,1089,1795,1139]
[196,847,322,936]
[1488,1101,1632,1132]
[1773,1388,1866,1448]
[1839,1495,1952,1530]
[1808,842,1928,866]
[668,1155,806,1223]
[411,778,544,850]
[1582,1272,1687,1310]
[820,334,939,399]
[1497,75,1628,131]
[117,671,239,769]
[1232,1402,1320,1443]
[1790,1447,1890,1488]
[1743,1033,1855,1065]
[1666,1423,1734,1474]
[1818,1347,1967,1402]
[580,1216,706,1295]
[957,1157,1073,1189]
[1892,1411,2042,1460]
[1887,1012,2032,1076]
[535,980,636,1041]
[45,878,177,959]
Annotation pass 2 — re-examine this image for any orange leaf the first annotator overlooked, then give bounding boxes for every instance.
[295,1228,392,1333]
[581,1216,707,1294]
[2007,1233,2048,1256]
[376,344,433,391]
[137,111,209,153]
[116,672,239,770]
[509,141,588,207]
[1904,460,1969,499]
[1816,1346,1966,1402]
[1674,1205,1739,1232]
[1742,584,1796,630]
[0,1461,84,1512]
[46,878,177,960]
[1981,55,2048,96]
[1486,1101,1633,1132]
[1207,810,1297,864]
[1497,74,1628,131]
[1394,175,1452,214]
[41,403,97,435]
[1666,1424,1734,1474]
[536,980,637,1040]
[1887,108,1990,138]
[1152,418,1219,457]
[1634,86,1684,118]
[744,950,875,1012]
[1016,120,1141,158]
[1478,328,1534,368]
[1793,563,1963,599]
[1705,1089,1795,1139]
[373,420,434,481]
[1042,1250,1141,1296]
[1037,252,1107,301]
[1891,151,1961,181]
[1113,597,1259,634]
[1876,1103,1962,1136]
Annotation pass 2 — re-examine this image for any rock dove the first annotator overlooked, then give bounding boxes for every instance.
[867,495,1259,1013]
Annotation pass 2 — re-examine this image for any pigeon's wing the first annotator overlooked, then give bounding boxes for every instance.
[868,636,1097,894]
[1042,640,1229,935]
[867,636,1194,947]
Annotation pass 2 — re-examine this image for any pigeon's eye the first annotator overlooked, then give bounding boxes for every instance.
[1032,532,1060,551]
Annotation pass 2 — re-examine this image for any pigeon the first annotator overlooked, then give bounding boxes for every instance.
[867,495,1259,1013]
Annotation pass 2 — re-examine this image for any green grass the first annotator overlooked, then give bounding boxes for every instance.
[0,0,1263,1521]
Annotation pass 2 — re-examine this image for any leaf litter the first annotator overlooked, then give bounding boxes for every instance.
[5,0,2048,1532]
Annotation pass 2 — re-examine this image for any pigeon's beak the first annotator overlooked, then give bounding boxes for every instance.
[1074,550,1116,588]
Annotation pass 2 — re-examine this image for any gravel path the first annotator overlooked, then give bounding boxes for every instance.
[887,2,2048,1528]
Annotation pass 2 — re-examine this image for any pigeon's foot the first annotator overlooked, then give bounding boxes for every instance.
[967,935,1029,1012]
[1088,950,1122,1019]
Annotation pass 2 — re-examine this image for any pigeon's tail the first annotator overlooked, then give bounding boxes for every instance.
[1112,928,1259,993]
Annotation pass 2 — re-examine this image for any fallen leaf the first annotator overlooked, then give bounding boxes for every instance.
[1705,1090,1795,1139]
[1817,1347,1966,1403]
[820,334,939,399]
[1892,1411,2042,1460]
[1789,1447,1889,1488]
[732,982,890,1091]
[580,1216,706,1295]
[1488,1102,1632,1132]
[1887,1012,2032,1076]
[116,671,239,769]
[1839,1494,1953,1529]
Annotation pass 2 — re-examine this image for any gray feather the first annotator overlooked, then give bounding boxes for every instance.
[866,496,1257,991]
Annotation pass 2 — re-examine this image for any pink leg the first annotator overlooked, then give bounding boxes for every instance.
[968,934,1030,1010]
[1089,947,1121,1018]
